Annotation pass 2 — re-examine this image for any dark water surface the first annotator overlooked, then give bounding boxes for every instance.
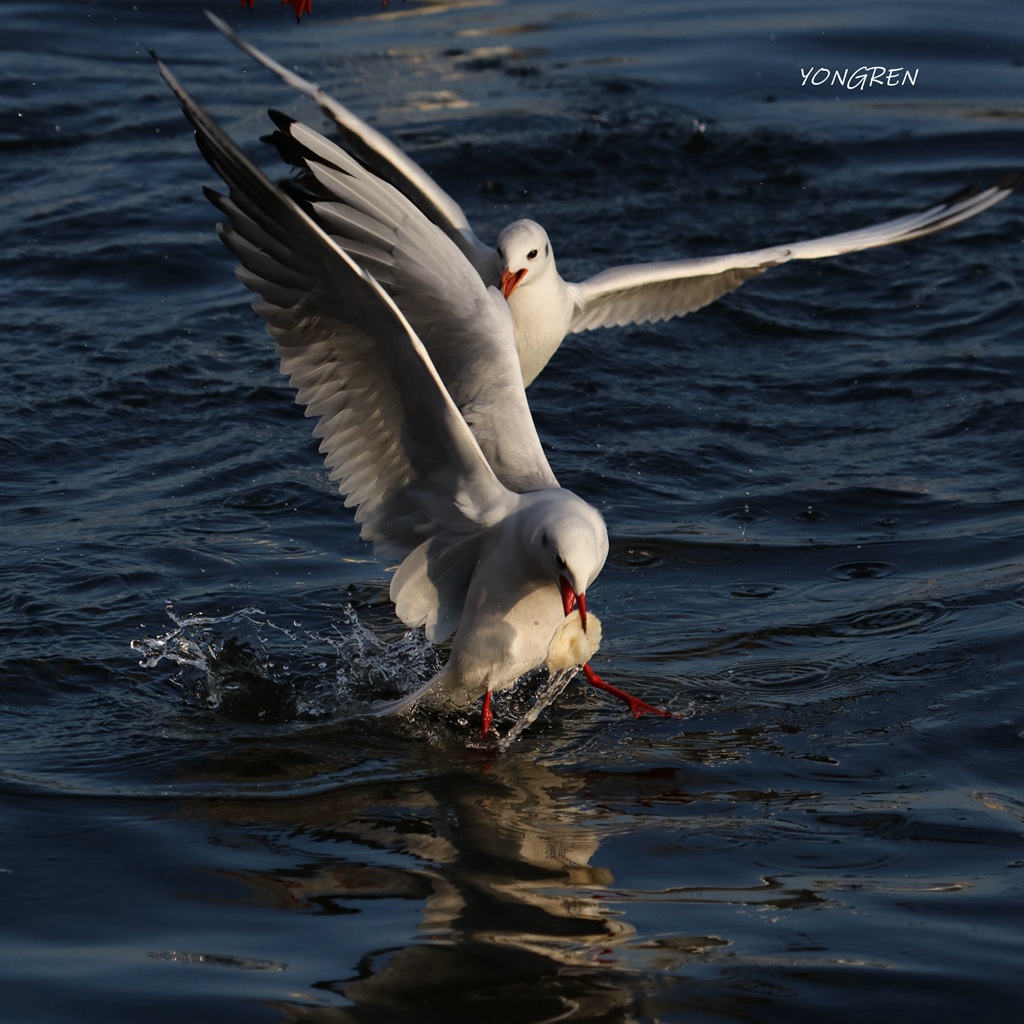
[3,1,1024,1020]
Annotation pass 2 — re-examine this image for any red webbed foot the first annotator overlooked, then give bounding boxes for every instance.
[582,663,679,719]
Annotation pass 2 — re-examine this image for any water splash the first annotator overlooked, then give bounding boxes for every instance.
[132,607,639,747]
[131,604,439,724]
[461,666,581,753]
[130,605,582,745]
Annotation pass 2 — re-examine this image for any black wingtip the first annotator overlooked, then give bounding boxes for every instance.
[201,183,229,210]
[268,108,298,132]
[994,171,1021,193]
[939,181,982,208]
[936,172,1019,211]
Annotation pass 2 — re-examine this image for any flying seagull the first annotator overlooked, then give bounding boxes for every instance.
[206,10,1017,387]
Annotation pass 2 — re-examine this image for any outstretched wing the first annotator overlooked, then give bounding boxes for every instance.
[156,55,514,559]
[571,177,1017,333]
[206,10,496,276]
[266,112,559,495]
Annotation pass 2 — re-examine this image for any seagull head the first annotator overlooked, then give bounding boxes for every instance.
[526,493,608,633]
[496,219,554,300]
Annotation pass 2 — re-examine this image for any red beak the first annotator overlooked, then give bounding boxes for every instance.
[558,575,588,632]
[500,267,526,299]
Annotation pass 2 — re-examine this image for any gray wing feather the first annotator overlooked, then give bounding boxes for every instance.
[155,56,514,559]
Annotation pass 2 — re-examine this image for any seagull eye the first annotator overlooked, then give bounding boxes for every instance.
[556,555,567,570]
[527,249,538,260]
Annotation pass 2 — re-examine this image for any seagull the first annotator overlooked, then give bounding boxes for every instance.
[154,55,670,737]
[207,11,1017,387]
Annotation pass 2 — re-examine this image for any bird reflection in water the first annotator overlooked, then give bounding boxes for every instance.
[189,756,638,1022]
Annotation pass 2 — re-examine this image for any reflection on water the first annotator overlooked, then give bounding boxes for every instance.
[138,713,1021,1023]
[176,756,636,1021]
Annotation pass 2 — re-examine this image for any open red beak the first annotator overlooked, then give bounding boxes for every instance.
[500,267,527,299]
[558,575,588,632]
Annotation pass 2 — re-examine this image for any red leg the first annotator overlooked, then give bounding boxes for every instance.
[481,690,493,736]
[582,664,678,719]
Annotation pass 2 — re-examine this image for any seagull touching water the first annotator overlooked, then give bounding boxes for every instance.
[206,11,1017,387]
[155,57,672,738]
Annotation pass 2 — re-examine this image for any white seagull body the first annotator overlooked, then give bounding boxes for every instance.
[207,11,1017,387]
[156,57,613,734]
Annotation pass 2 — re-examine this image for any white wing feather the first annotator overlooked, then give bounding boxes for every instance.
[573,179,1017,333]
[155,56,514,561]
